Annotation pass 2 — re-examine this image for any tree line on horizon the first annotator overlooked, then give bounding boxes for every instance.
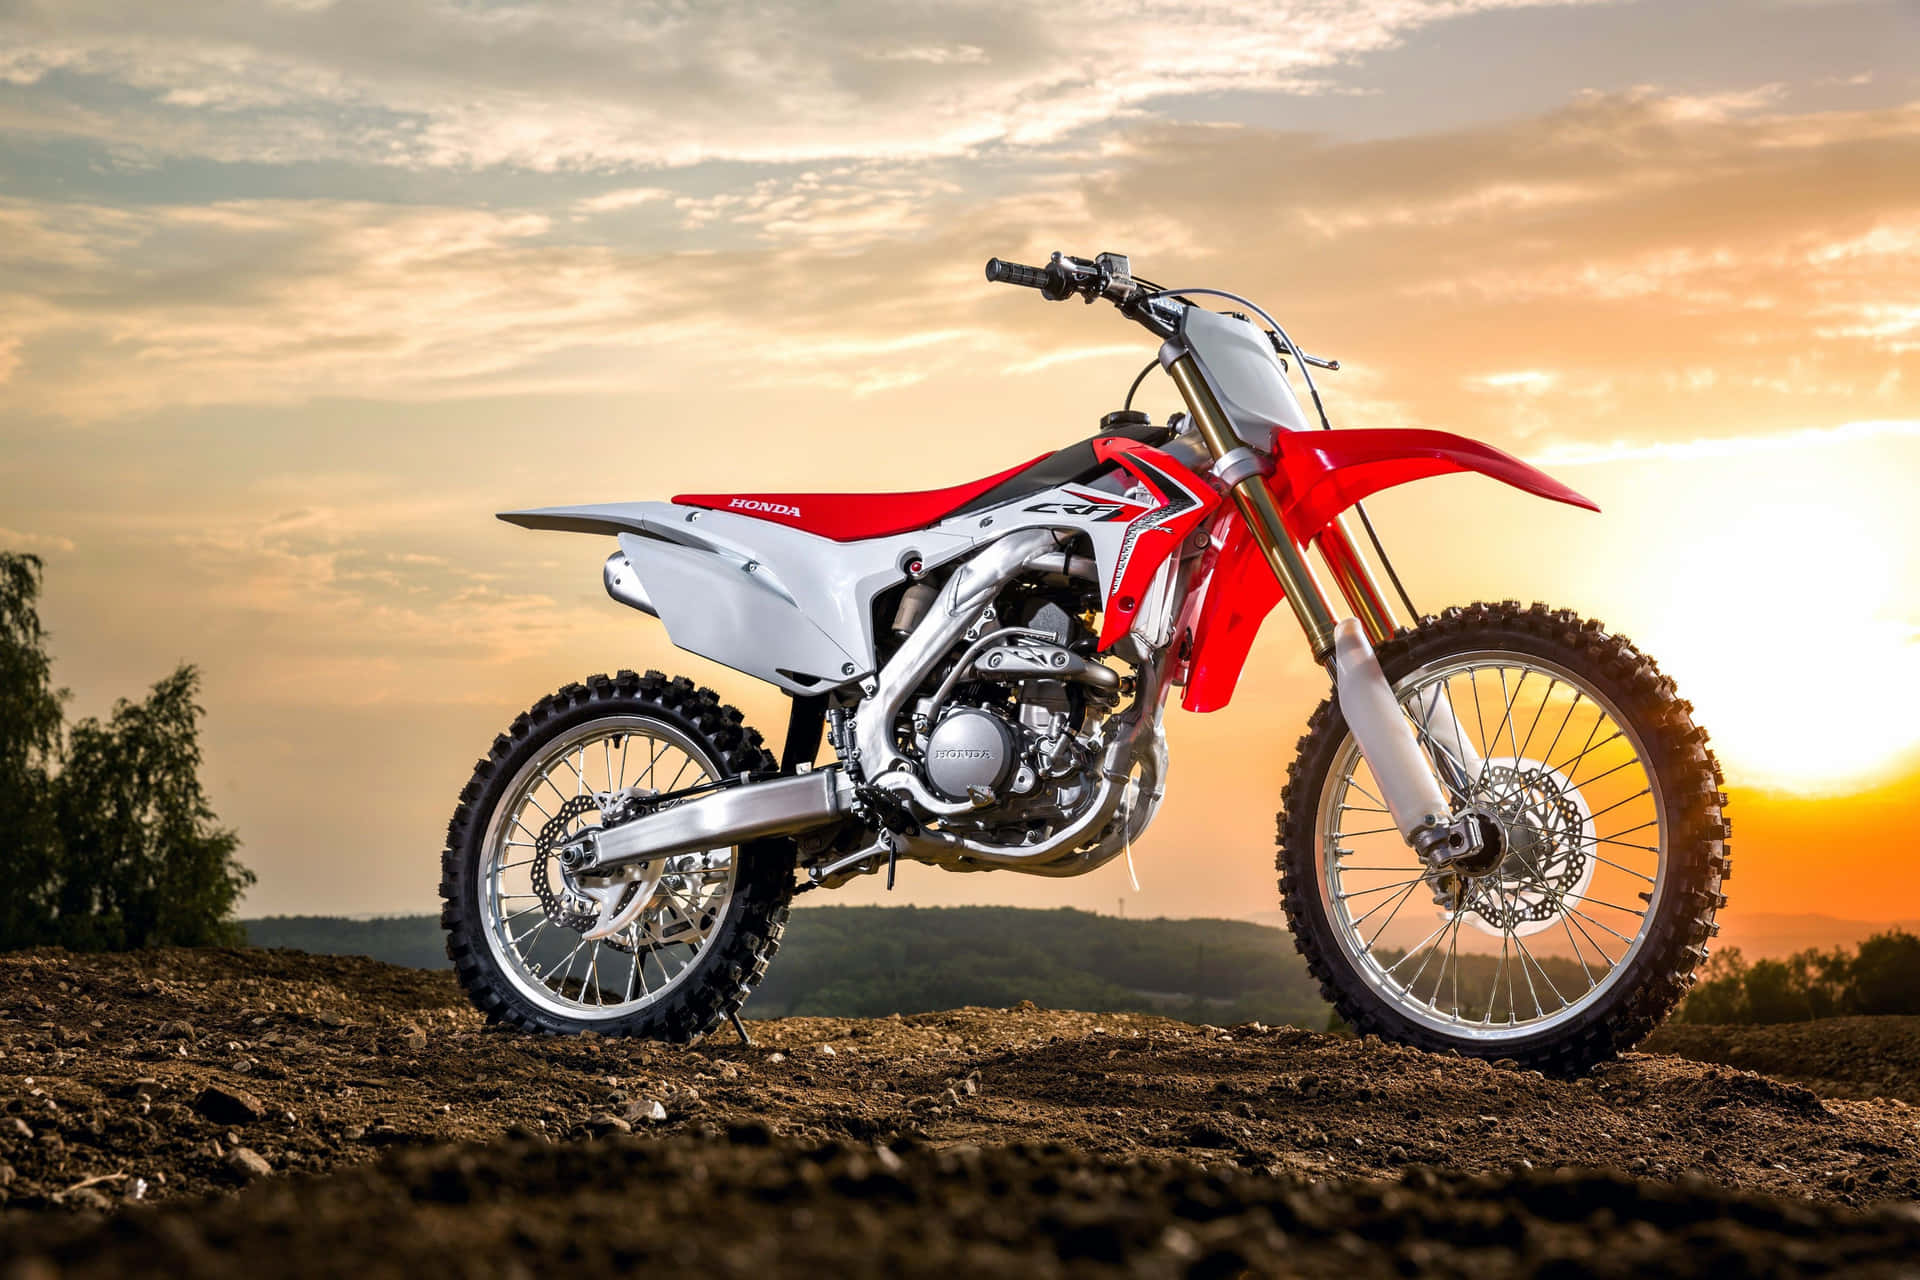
[0,551,252,951]
[1670,929,1920,1024]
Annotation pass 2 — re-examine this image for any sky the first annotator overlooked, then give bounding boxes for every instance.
[2,0,1918,935]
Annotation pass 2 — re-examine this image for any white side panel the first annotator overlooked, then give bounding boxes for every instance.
[611,504,975,681]
[616,533,855,693]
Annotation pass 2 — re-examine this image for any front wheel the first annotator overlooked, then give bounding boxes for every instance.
[1277,602,1730,1074]
[440,670,794,1040]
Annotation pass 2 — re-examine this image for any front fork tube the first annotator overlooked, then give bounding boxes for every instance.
[1166,352,1467,857]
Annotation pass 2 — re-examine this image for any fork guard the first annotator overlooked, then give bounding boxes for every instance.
[1180,429,1598,713]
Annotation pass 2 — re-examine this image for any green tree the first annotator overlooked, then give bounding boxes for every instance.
[1847,929,1920,1016]
[52,665,253,949]
[0,553,66,949]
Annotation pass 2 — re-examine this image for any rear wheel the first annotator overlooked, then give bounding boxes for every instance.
[1277,602,1730,1073]
[440,670,794,1039]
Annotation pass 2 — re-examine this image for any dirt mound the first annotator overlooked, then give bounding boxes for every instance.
[1647,1018,1920,1106]
[9,1135,1920,1280]
[3,946,1919,1274]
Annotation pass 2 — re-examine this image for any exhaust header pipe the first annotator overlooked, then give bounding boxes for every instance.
[581,769,846,871]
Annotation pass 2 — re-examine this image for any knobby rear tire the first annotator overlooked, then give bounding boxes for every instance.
[1276,602,1731,1075]
[440,669,794,1040]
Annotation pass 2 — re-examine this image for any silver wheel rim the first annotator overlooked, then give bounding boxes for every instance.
[1314,651,1668,1042]
[479,715,738,1022]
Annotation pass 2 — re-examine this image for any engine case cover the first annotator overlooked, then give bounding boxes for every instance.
[924,707,1020,801]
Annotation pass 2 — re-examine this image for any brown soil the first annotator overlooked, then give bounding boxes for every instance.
[1646,1017,1920,1106]
[3,948,1919,1276]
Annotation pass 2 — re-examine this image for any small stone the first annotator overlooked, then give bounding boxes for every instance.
[195,1085,268,1125]
[316,1011,346,1028]
[961,1078,978,1097]
[158,1020,196,1041]
[767,1052,786,1064]
[586,1114,631,1137]
[873,1145,904,1173]
[719,1064,738,1081]
[225,1147,273,1181]
[639,1100,668,1123]
[7,1118,32,1140]
[342,1126,367,1141]
[818,1044,836,1057]
[402,1026,428,1054]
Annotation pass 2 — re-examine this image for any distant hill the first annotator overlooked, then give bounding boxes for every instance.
[243,906,1335,1028]
[243,914,451,972]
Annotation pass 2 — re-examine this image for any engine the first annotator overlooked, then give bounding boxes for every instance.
[910,594,1119,838]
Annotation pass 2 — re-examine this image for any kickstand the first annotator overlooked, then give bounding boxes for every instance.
[886,838,898,890]
[727,1011,753,1048]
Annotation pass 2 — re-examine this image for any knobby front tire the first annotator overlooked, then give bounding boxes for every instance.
[1277,602,1730,1075]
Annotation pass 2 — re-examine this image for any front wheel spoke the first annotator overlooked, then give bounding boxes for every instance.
[1583,788,1653,826]
[1550,728,1625,784]
[1576,894,1650,919]
[1561,905,1621,968]
[1386,914,1456,984]
[1567,754,1644,793]
[1585,851,1658,881]
[1511,930,1566,1011]
[1512,676,1558,764]
[1349,877,1419,930]
[1566,904,1636,949]
[1364,880,1422,951]
[1484,928,1509,1024]
[1335,876,1429,901]
[1344,777,1391,814]
[1334,825,1402,840]
[1558,911,1600,990]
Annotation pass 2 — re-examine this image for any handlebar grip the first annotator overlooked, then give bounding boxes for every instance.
[985,258,1049,290]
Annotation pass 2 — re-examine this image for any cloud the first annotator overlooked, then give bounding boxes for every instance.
[572,187,671,215]
[0,0,1615,171]
[2,86,1917,455]
[0,526,76,553]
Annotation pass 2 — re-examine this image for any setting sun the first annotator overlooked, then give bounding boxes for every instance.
[1646,496,1920,794]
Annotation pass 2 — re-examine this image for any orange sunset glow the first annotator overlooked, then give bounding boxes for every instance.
[2,0,1917,954]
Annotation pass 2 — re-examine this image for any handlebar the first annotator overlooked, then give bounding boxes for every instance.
[983,257,1050,291]
[985,250,1342,367]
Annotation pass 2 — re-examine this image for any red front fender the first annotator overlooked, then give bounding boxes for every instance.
[1273,427,1598,542]
[1179,429,1596,713]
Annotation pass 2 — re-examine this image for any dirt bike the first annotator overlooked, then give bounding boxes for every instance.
[441,251,1729,1072]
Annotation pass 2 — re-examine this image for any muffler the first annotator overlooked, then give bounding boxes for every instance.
[578,769,847,871]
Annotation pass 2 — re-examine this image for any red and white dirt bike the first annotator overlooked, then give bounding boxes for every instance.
[442,251,1729,1072]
